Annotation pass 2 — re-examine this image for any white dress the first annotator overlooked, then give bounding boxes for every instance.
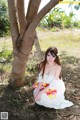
[33,72,73,109]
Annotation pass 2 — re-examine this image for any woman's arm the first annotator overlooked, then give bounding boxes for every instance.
[34,82,43,97]
[55,66,61,80]
[34,84,50,101]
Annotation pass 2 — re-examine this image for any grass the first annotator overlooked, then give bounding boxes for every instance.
[0,37,12,51]
[0,28,80,54]
[35,28,80,58]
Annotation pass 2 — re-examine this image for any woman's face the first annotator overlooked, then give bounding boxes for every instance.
[47,52,56,64]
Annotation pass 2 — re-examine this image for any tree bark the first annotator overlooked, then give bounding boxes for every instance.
[26,0,41,22]
[8,0,19,51]
[34,32,43,62]
[17,0,27,36]
[9,55,26,87]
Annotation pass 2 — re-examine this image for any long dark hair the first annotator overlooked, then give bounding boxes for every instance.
[39,46,62,79]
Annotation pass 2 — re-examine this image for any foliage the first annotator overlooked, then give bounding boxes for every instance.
[40,8,64,28]
[62,12,75,28]
[74,0,80,10]
[73,20,80,28]
[74,3,80,10]
[40,7,79,29]
[0,0,10,36]
[27,54,39,73]
[0,48,12,63]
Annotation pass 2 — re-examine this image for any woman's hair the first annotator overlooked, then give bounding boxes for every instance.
[39,46,62,79]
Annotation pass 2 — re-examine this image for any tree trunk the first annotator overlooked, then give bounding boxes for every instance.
[9,30,43,87]
[34,32,43,62]
[9,55,26,87]
[9,32,35,88]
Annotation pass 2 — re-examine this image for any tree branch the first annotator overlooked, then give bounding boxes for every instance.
[27,0,60,33]
[17,0,27,36]
[26,0,41,23]
[26,0,33,19]
[34,32,43,61]
[22,0,60,51]
[7,0,19,50]
[15,0,28,51]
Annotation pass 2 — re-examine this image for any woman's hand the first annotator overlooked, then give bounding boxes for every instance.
[35,91,43,101]
[35,87,48,101]
[34,82,43,97]
[34,90,39,98]
[34,82,50,101]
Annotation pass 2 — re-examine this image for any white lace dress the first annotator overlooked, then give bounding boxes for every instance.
[33,73,73,109]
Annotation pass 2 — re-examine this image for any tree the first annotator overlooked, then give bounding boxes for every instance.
[74,0,80,10]
[7,0,61,88]
[0,0,9,36]
[40,8,64,28]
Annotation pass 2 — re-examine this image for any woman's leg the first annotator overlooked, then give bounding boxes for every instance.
[35,90,45,101]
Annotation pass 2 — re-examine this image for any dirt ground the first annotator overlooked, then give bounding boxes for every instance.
[0,51,80,120]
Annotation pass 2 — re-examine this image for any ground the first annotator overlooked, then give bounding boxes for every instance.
[0,29,80,120]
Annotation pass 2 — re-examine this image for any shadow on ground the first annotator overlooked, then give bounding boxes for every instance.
[0,51,80,120]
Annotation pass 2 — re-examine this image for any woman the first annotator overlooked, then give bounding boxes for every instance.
[33,46,73,109]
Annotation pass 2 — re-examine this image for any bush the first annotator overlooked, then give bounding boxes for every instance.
[0,49,12,62]
[39,7,80,29]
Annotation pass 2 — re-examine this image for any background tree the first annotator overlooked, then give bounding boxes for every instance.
[40,7,76,29]
[74,0,80,10]
[0,0,9,36]
[7,0,61,88]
